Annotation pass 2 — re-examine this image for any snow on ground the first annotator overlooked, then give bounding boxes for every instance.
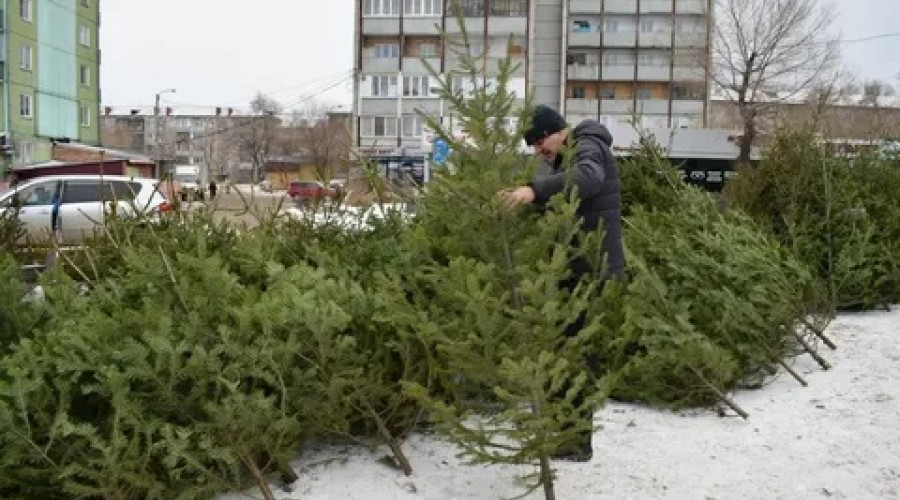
[220,306,900,500]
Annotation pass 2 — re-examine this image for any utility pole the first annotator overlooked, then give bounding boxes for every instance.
[154,88,176,178]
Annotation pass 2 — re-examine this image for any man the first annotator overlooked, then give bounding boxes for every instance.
[499,104,624,461]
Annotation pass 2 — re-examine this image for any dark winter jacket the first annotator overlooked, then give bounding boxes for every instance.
[529,120,625,280]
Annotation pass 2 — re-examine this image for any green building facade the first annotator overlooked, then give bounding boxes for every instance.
[2,0,100,178]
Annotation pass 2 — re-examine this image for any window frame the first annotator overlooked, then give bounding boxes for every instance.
[20,93,33,118]
[20,44,32,71]
[402,75,430,97]
[80,105,91,127]
[369,75,399,97]
[363,0,400,16]
[79,25,91,47]
[79,64,91,86]
[20,0,32,22]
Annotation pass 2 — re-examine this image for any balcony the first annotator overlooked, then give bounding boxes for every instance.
[673,33,707,47]
[639,32,672,47]
[567,64,600,80]
[488,16,527,34]
[635,99,669,114]
[604,0,637,13]
[485,56,527,75]
[362,17,401,35]
[569,0,602,14]
[600,99,634,114]
[673,65,705,81]
[444,18,486,34]
[568,31,602,47]
[403,17,441,35]
[603,32,637,47]
[640,0,672,13]
[675,0,708,14]
[601,64,636,80]
[672,100,704,115]
[566,98,599,115]
[402,57,440,74]
[637,64,670,81]
[361,57,400,73]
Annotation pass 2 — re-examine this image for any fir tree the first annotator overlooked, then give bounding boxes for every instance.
[402,16,613,500]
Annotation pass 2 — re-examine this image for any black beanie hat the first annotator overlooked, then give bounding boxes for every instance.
[523,105,568,146]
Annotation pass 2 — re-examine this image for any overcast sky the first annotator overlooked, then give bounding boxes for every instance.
[99,0,899,112]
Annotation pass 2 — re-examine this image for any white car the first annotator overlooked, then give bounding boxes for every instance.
[0,175,171,246]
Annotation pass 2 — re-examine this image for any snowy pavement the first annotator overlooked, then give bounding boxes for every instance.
[220,306,900,500]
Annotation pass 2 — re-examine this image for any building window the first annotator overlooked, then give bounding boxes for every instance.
[20,44,32,71]
[404,0,442,16]
[369,75,398,97]
[80,105,91,127]
[640,19,654,33]
[79,64,91,86]
[571,86,587,99]
[604,19,619,33]
[402,115,423,137]
[446,0,484,17]
[20,0,32,22]
[81,0,89,6]
[672,83,705,100]
[568,53,587,65]
[419,43,438,57]
[19,142,34,164]
[20,93,32,118]
[363,116,397,137]
[363,0,399,16]
[599,87,616,99]
[79,25,91,47]
[637,87,653,99]
[372,43,400,58]
[403,75,430,97]
[490,0,527,16]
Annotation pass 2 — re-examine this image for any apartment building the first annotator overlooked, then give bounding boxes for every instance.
[1,0,101,178]
[353,0,713,177]
[101,106,246,181]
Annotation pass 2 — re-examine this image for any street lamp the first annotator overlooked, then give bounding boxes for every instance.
[154,88,176,178]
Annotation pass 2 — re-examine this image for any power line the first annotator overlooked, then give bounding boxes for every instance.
[153,72,353,151]
[104,68,354,110]
[838,32,900,44]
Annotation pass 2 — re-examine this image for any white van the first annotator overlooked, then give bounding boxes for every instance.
[0,175,171,246]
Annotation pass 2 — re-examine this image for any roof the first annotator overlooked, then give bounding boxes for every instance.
[103,105,251,117]
[11,159,150,172]
[605,123,762,161]
[53,142,154,163]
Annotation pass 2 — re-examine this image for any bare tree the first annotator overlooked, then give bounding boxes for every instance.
[237,92,283,183]
[712,0,840,162]
[291,103,351,182]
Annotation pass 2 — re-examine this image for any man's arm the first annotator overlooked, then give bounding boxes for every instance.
[529,138,609,204]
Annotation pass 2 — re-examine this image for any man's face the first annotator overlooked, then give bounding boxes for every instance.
[532,130,566,162]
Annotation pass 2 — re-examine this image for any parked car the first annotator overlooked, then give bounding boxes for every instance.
[0,175,171,246]
[287,181,338,204]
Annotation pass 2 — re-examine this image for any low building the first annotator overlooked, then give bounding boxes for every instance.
[8,143,154,185]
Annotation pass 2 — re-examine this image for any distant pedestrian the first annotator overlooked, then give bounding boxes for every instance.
[208,180,218,199]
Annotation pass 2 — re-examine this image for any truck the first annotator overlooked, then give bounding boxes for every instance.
[172,165,206,201]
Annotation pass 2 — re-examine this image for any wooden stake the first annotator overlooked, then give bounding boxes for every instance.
[802,319,837,350]
[792,329,832,370]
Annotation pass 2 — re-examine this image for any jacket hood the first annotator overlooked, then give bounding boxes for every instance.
[573,120,613,147]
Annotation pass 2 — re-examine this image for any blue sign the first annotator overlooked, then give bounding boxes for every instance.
[432,139,450,166]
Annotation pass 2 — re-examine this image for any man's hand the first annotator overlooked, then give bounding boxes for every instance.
[497,186,535,207]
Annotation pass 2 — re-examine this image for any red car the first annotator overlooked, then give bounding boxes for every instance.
[287,181,339,204]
